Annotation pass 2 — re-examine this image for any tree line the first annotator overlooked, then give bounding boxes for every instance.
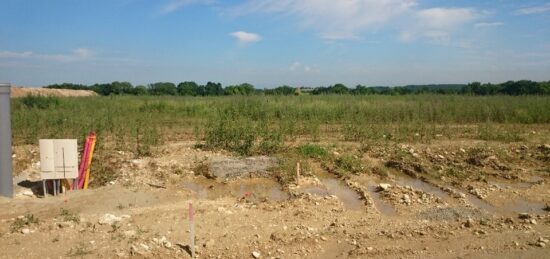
[45,80,550,96]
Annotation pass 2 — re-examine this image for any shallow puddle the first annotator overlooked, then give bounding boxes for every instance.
[395,174,547,216]
[452,186,546,216]
[489,176,544,190]
[366,185,397,216]
[296,173,364,210]
[182,178,289,202]
[321,178,364,210]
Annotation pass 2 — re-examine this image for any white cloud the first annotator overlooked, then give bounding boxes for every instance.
[416,8,476,29]
[289,61,318,73]
[234,0,417,40]
[401,8,477,43]
[0,51,33,58]
[514,3,550,15]
[159,0,215,14]
[474,22,503,29]
[230,31,262,44]
[41,48,95,62]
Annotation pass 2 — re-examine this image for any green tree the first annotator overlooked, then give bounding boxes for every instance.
[148,82,177,95]
[177,81,199,96]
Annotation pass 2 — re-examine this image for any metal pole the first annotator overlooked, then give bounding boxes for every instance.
[0,83,13,198]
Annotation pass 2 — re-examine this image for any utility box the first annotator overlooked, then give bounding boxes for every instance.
[39,139,78,180]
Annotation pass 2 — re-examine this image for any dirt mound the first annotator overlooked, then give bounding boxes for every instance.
[10,86,97,98]
[203,156,277,181]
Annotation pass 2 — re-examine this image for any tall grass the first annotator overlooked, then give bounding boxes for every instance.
[11,95,550,154]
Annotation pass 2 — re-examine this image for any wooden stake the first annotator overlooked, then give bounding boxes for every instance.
[189,203,195,258]
[296,162,301,185]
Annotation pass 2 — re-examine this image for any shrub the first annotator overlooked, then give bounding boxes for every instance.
[21,94,60,109]
[298,144,327,158]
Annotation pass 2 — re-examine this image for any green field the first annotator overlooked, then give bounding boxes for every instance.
[12,95,550,156]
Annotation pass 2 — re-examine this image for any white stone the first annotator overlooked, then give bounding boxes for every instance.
[98,214,122,225]
[21,228,30,234]
[378,183,391,191]
[252,251,261,258]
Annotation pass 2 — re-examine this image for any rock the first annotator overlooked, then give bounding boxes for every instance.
[21,190,34,197]
[530,219,537,225]
[465,218,474,228]
[21,228,30,234]
[536,242,546,248]
[252,251,261,258]
[130,244,151,256]
[57,222,74,229]
[518,213,532,219]
[320,236,327,241]
[538,237,549,243]
[99,214,122,225]
[377,183,391,191]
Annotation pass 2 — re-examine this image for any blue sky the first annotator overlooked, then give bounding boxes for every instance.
[1,0,549,88]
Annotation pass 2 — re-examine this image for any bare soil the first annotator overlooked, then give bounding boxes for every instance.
[1,139,549,258]
[10,86,97,98]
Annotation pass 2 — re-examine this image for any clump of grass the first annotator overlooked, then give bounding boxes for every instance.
[334,155,365,175]
[372,165,389,178]
[273,151,312,185]
[138,101,171,112]
[60,208,80,223]
[89,158,118,187]
[10,214,39,233]
[21,94,60,109]
[298,144,327,159]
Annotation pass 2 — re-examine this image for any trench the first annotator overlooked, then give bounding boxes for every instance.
[182,177,289,202]
[395,174,547,216]
[296,168,364,211]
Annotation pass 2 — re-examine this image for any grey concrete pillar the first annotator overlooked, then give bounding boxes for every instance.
[0,83,13,198]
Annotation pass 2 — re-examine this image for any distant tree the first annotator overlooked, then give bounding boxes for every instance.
[177,81,199,96]
[134,85,148,95]
[205,82,223,96]
[111,81,133,95]
[148,82,177,95]
[265,85,296,95]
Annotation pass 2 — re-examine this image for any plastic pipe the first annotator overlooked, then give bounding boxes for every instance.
[0,83,13,198]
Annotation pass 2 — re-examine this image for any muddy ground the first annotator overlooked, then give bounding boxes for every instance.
[1,138,549,258]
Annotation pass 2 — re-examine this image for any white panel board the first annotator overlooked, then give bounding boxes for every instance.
[39,140,56,179]
[40,139,78,180]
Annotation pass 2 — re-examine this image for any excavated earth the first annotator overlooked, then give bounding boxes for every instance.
[0,138,549,258]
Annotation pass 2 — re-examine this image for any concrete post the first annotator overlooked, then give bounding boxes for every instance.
[0,83,13,198]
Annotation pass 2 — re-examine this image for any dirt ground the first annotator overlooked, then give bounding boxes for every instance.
[1,138,549,258]
[10,86,97,98]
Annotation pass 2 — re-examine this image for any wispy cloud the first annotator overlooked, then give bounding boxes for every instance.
[474,22,503,29]
[289,61,318,73]
[401,8,477,43]
[233,0,417,40]
[41,48,95,62]
[0,51,33,58]
[0,48,94,62]
[159,0,214,14]
[230,31,262,44]
[514,3,550,15]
